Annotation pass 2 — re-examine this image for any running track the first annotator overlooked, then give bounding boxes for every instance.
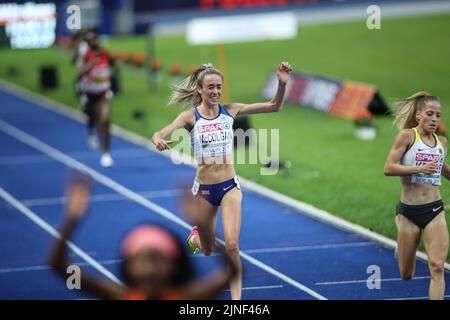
[0,82,448,300]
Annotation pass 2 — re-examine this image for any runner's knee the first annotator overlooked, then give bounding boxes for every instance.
[225,241,239,256]
[400,270,413,281]
[399,264,414,280]
[429,259,444,278]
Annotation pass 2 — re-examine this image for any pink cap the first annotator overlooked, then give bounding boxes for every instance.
[121,225,180,259]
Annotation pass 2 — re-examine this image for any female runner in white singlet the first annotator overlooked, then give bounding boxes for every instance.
[152,61,293,300]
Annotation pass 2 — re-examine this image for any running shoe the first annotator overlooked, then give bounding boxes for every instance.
[100,152,114,167]
[186,226,200,254]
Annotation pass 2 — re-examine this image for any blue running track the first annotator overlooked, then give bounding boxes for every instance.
[0,83,448,300]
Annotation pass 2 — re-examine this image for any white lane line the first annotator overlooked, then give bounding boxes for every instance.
[20,189,182,207]
[316,276,431,286]
[384,295,450,301]
[223,285,283,292]
[0,265,50,273]
[245,241,373,254]
[0,119,327,300]
[0,148,151,165]
[0,187,123,286]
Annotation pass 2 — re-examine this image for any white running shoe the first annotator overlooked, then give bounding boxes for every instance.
[100,153,114,167]
[88,134,99,150]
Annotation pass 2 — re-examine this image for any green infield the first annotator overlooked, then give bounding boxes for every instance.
[1,13,449,255]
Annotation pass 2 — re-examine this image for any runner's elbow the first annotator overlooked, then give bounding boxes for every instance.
[384,165,393,176]
[270,102,282,112]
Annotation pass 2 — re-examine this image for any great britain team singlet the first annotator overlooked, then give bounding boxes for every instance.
[189,104,234,161]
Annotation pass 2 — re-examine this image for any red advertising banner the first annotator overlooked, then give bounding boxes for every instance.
[330,81,376,119]
[261,72,390,120]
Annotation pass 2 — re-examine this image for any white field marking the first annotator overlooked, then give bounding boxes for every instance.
[0,119,327,300]
[0,187,123,286]
[3,76,430,271]
[244,241,373,254]
[0,265,50,273]
[20,189,183,207]
[316,276,431,286]
[384,295,450,301]
[189,241,373,258]
[223,285,283,292]
[0,148,151,166]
